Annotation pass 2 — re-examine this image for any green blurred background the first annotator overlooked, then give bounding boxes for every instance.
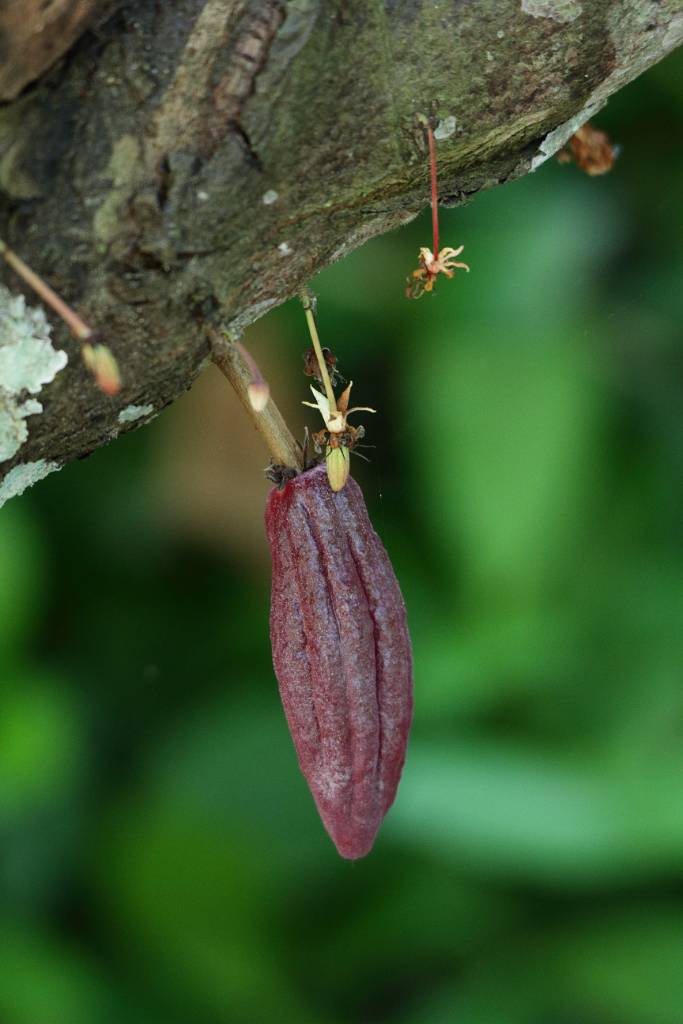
[2,48,683,1024]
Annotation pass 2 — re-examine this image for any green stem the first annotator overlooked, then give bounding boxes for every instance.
[300,291,337,412]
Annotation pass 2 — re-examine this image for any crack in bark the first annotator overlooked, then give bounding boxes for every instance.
[207,0,286,160]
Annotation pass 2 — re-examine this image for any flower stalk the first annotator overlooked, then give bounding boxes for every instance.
[0,236,121,394]
[300,291,337,414]
[299,293,375,492]
[428,120,440,257]
[406,119,469,299]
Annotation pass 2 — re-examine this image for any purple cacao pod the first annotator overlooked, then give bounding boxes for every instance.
[265,464,413,859]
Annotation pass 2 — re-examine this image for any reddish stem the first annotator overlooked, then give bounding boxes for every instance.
[0,239,94,341]
[427,124,439,256]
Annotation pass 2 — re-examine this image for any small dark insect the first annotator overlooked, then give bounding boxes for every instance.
[265,463,298,489]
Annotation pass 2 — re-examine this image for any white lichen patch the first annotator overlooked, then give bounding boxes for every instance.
[663,13,683,51]
[0,399,42,461]
[521,0,581,21]
[0,287,67,394]
[434,116,457,141]
[530,97,601,170]
[0,459,60,509]
[262,189,279,205]
[0,285,68,462]
[117,403,155,425]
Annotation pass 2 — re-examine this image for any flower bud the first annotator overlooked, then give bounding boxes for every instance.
[247,379,270,412]
[325,444,349,492]
[82,342,121,395]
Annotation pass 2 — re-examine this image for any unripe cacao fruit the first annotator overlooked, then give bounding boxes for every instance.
[265,464,413,859]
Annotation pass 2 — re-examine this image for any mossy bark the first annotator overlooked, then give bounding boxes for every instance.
[0,0,681,486]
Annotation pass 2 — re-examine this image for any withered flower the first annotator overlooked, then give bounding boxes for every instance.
[557,122,617,176]
[303,345,344,387]
[406,244,469,299]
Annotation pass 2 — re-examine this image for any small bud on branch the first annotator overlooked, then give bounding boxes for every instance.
[0,236,121,394]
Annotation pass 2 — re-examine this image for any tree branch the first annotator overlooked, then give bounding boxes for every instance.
[210,327,303,471]
[0,0,681,504]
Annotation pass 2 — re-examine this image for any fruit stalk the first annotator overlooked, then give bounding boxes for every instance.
[210,327,303,472]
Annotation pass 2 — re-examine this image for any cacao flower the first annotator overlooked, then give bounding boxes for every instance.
[265,464,413,859]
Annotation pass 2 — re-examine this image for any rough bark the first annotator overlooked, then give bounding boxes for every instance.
[0,1,106,101]
[0,0,681,502]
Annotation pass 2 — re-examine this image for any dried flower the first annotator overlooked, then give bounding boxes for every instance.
[303,345,344,387]
[557,122,617,176]
[406,244,469,298]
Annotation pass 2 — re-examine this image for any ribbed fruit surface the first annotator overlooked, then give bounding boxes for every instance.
[265,465,413,859]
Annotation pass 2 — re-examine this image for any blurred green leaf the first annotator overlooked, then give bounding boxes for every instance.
[0,673,81,819]
[413,606,578,718]
[389,740,683,884]
[0,503,45,662]
[556,907,683,1024]
[145,694,335,868]
[411,325,605,604]
[96,698,338,1022]
[0,925,115,1024]
[99,810,329,1024]
[399,905,683,1024]
[440,172,624,328]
